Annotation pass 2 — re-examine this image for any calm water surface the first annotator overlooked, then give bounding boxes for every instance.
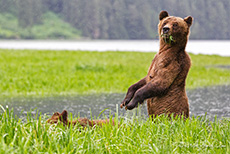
[1,86,229,120]
[0,40,229,56]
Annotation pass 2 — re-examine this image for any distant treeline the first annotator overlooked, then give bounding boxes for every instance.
[0,0,229,39]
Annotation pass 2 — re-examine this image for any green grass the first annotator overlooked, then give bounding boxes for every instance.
[0,50,230,153]
[188,54,230,88]
[0,49,230,98]
[0,107,229,154]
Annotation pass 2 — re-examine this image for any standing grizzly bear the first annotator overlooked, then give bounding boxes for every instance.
[120,11,193,118]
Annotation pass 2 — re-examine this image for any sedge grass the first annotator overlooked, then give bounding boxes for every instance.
[1,49,229,154]
[0,49,229,98]
[0,106,229,154]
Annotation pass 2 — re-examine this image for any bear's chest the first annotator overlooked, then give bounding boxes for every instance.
[147,54,172,82]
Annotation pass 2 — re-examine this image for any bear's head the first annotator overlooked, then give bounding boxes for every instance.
[47,110,68,125]
[158,11,193,46]
[47,110,94,127]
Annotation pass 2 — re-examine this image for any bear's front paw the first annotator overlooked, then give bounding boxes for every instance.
[121,91,144,109]
[125,99,139,110]
[120,98,132,108]
[125,97,144,110]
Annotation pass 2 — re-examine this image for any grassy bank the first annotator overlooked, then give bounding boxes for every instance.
[1,50,230,153]
[0,49,230,97]
[0,107,229,153]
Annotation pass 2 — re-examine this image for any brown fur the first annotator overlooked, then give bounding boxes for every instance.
[47,110,115,127]
[120,11,193,118]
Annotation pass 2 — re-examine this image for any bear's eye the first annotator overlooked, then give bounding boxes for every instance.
[162,22,167,27]
[173,23,178,27]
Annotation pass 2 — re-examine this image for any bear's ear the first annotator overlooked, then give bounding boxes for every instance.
[60,110,68,121]
[184,16,193,27]
[53,112,60,116]
[159,11,169,20]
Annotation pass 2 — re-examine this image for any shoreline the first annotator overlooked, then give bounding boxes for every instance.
[0,40,229,56]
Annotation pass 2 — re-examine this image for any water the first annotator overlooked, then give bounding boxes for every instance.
[188,85,230,119]
[0,40,229,56]
[1,86,229,120]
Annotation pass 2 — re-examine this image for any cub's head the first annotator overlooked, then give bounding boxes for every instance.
[158,11,193,45]
[47,110,68,125]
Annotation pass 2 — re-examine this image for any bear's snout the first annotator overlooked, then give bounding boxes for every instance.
[163,27,170,34]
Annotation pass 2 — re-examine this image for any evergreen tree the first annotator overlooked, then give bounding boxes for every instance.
[18,0,43,27]
[108,0,128,39]
[0,0,230,39]
[0,0,17,14]
[18,0,34,27]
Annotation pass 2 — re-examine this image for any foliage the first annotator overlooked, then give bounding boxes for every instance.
[0,12,81,39]
[26,12,81,39]
[0,50,229,98]
[0,13,19,39]
[0,107,229,153]
[0,0,230,39]
[161,34,175,45]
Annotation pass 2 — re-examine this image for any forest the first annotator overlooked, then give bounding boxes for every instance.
[0,0,229,40]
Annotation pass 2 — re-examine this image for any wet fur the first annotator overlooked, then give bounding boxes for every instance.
[121,11,193,118]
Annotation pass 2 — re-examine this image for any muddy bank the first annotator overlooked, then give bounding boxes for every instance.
[1,85,229,119]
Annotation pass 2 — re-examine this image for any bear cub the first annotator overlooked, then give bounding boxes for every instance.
[47,110,115,127]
